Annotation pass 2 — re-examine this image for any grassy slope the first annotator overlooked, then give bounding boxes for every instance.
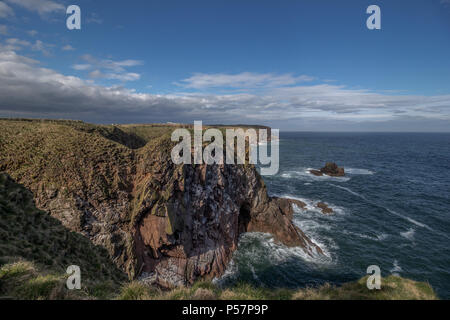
[118,276,437,300]
[0,119,439,300]
[0,260,437,300]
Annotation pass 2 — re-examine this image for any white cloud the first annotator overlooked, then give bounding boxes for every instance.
[3,38,53,56]
[88,69,140,82]
[72,64,91,71]
[178,72,315,89]
[6,38,30,47]
[75,54,143,82]
[106,72,141,81]
[5,0,64,17]
[0,1,14,18]
[27,30,38,37]
[1,38,31,51]
[62,44,75,51]
[81,54,144,73]
[31,39,52,56]
[86,12,103,24]
[0,48,37,64]
[0,42,449,130]
[88,70,103,79]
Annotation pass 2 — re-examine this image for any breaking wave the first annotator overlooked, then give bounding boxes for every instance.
[280,194,347,217]
[214,232,334,286]
[384,207,433,231]
[329,184,368,201]
[400,228,415,241]
[345,168,375,175]
[390,260,403,275]
[341,230,388,242]
[280,168,350,182]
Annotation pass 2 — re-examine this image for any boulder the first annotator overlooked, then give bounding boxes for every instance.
[271,197,307,219]
[316,202,333,215]
[320,163,345,177]
[310,163,345,177]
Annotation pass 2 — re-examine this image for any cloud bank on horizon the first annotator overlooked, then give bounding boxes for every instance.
[0,0,450,131]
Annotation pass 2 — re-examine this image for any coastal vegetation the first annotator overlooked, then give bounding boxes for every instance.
[0,260,438,300]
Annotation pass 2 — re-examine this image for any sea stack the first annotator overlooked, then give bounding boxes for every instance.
[310,163,345,177]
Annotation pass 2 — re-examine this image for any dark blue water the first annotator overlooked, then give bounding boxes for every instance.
[218,133,450,299]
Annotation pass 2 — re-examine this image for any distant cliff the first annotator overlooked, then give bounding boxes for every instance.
[0,119,320,288]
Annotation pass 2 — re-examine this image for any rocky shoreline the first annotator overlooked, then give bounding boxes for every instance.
[0,119,325,288]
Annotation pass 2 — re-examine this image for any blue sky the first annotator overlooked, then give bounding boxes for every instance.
[1,0,450,131]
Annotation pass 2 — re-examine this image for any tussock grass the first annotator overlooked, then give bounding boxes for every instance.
[0,260,122,300]
[2,262,437,301]
[291,276,437,300]
[114,277,437,301]
[0,260,70,300]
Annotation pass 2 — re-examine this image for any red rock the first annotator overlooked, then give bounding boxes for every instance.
[316,202,333,215]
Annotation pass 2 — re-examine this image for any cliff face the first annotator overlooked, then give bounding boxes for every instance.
[133,161,322,287]
[0,119,322,288]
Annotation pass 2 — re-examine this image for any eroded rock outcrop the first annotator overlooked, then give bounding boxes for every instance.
[0,119,323,288]
[132,158,322,288]
[316,202,333,215]
[310,162,345,177]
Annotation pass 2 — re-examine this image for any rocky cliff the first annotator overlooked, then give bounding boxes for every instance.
[0,119,322,288]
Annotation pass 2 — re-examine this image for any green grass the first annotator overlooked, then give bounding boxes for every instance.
[114,277,437,301]
[0,261,69,300]
[290,276,437,300]
[1,260,437,300]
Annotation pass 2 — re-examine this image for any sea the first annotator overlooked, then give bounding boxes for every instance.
[216,132,450,299]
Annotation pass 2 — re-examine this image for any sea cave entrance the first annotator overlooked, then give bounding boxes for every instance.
[238,203,251,234]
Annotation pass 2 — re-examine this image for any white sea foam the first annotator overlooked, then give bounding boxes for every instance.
[330,184,368,201]
[261,233,333,264]
[218,193,350,283]
[400,228,415,241]
[385,208,433,231]
[245,233,332,265]
[390,260,403,276]
[249,265,260,282]
[284,196,344,254]
[214,230,334,285]
[213,260,238,285]
[345,168,375,175]
[280,194,346,217]
[279,169,351,182]
[342,230,388,242]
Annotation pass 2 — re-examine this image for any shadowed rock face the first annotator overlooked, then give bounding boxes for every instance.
[0,173,127,284]
[0,119,323,288]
